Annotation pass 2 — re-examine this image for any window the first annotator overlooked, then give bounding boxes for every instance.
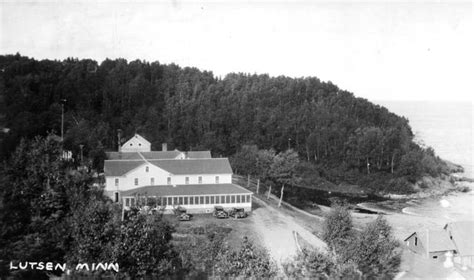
[231,195,236,203]
[115,178,119,187]
[125,198,130,207]
[173,197,178,205]
[195,197,200,205]
[163,197,167,206]
[433,256,438,259]
[198,176,202,184]
[226,195,230,203]
[178,197,183,205]
[241,195,245,203]
[146,166,149,172]
[134,178,138,186]
[167,197,172,205]
[246,195,251,203]
[185,177,189,184]
[215,176,219,184]
[114,192,119,202]
[200,196,204,204]
[151,177,154,185]
[139,143,142,146]
[415,237,418,246]
[130,143,132,146]
[131,198,135,207]
[184,197,188,205]
[167,177,171,185]
[221,195,226,204]
[216,196,220,204]
[237,195,241,203]
[206,196,210,204]
[190,197,194,205]
[211,196,215,204]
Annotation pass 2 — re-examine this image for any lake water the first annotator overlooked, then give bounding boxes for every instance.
[376,100,473,222]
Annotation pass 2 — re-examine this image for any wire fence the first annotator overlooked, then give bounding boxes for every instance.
[232,174,281,203]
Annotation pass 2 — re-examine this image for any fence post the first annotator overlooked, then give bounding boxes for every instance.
[121,198,125,221]
[279,184,285,207]
[256,179,260,194]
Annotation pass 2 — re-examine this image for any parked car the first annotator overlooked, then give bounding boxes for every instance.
[213,206,229,219]
[178,212,193,221]
[229,208,247,219]
[176,207,193,221]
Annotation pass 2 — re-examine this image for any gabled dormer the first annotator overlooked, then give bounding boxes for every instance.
[121,134,151,152]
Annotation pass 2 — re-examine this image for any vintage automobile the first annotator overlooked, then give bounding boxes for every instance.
[229,207,247,219]
[178,212,193,221]
[213,206,229,219]
[176,207,193,221]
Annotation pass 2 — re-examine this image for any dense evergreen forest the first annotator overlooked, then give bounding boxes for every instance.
[0,54,450,194]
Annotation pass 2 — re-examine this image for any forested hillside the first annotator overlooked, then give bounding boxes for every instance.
[0,54,450,194]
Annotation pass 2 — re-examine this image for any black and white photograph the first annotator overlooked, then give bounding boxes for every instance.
[0,0,472,279]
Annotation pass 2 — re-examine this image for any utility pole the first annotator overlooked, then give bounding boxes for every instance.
[79,144,84,165]
[60,99,67,142]
[117,129,122,152]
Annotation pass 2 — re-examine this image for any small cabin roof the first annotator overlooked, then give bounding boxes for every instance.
[405,230,456,253]
[444,221,474,256]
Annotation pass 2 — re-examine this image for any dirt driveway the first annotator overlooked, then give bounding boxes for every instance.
[251,197,327,270]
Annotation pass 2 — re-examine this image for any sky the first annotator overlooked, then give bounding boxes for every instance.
[0,0,472,102]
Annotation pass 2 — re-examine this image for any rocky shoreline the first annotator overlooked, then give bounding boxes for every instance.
[381,173,473,201]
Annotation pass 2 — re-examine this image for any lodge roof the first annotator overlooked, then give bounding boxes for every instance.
[186,151,212,158]
[121,183,252,197]
[444,221,474,256]
[106,151,183,160]
[106,151,212,160]
[148,158,232,175]
[104,158,232,176]
[104,160,144,176]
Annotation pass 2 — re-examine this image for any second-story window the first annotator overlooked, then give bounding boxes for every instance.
[146,166,149,172]
[185,177,189,184]
[167,177,171,185]
[198,176,202,184]
[134,178,138,186]
[115,178,119,187]
[215,176,219,184]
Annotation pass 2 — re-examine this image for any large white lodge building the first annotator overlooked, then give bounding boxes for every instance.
[104,134,252,214]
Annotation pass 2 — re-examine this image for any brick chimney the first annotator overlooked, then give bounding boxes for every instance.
[162,143,167,152]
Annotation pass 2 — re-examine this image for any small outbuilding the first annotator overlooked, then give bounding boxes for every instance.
[405,220,474,269]
[444,221,474,269]
[405,230,457,261]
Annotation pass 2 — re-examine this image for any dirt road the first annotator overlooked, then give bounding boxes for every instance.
[251,197,327,271]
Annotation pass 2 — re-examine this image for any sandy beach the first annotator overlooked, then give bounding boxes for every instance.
[352,182,474,241]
